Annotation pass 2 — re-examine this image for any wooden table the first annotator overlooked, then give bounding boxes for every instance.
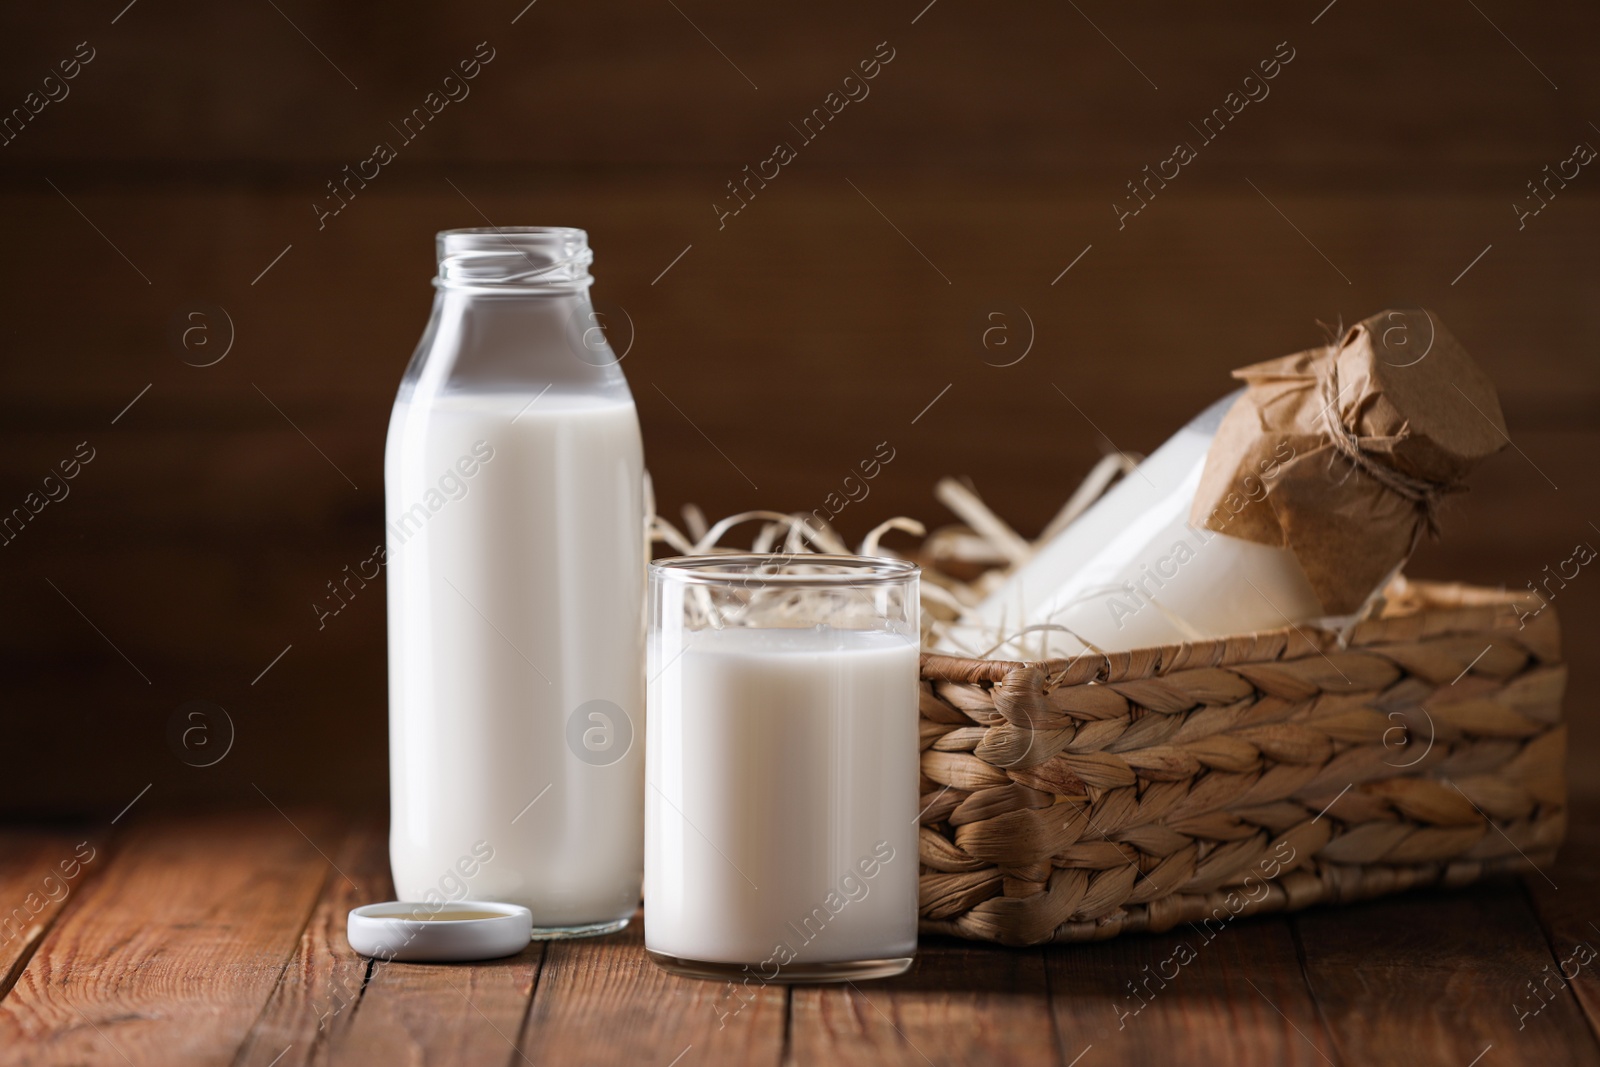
[2,804,1596,1066]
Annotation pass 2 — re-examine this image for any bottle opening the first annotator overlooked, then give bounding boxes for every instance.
[436,227,593,290]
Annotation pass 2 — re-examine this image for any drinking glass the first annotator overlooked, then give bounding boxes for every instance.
[645,553,920,982]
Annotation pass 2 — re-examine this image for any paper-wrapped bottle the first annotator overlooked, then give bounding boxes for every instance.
[1191,308,1507,614]
[965,309,1507,656]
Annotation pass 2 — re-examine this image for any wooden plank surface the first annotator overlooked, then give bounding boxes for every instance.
[0,806,1597,1064]
[231,819,393,1067]
[1047,917,1336,1067]
[0,831,101,1001]
[276,826,543,1067]
[1,0,1596,186]
[518,918,787,1067]
[1293,882,1600,1067]
[0,812,336,1066]
[1522,806,1600,1046]
[791,941,1061,1067]
[326,947,540,1067]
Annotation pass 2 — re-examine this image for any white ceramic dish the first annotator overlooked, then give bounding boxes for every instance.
[347,900,533,962]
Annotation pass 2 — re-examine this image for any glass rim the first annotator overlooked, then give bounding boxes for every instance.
[650,553,919,588]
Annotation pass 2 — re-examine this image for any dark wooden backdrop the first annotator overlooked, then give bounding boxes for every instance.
[1,0,1595,816]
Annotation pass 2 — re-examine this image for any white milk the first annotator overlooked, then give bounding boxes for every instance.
[645,626,918,966]
[386,388,644,928]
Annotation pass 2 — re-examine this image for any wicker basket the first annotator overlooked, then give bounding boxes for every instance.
[916,580,1566,945]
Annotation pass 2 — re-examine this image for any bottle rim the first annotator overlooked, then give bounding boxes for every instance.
[439,226,588,239]
[435,227,593,291]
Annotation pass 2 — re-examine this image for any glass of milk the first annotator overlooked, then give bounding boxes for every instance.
[645,554,921,983]
[386,228,645,939]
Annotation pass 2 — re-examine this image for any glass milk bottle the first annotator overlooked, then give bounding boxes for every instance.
[967,391,1324,656]
[385,227,644,938]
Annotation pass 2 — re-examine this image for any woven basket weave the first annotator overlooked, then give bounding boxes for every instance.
[916,580,1566,945]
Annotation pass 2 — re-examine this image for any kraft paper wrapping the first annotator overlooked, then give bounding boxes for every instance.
[1189,309,1507,615]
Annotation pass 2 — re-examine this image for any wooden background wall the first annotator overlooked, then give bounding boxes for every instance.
[1,0,1595,815]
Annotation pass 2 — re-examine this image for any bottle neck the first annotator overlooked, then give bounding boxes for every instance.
[398,227,628,403]
[402,288,627,404]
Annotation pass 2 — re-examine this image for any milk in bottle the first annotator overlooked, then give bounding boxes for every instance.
[385,228,644,937]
